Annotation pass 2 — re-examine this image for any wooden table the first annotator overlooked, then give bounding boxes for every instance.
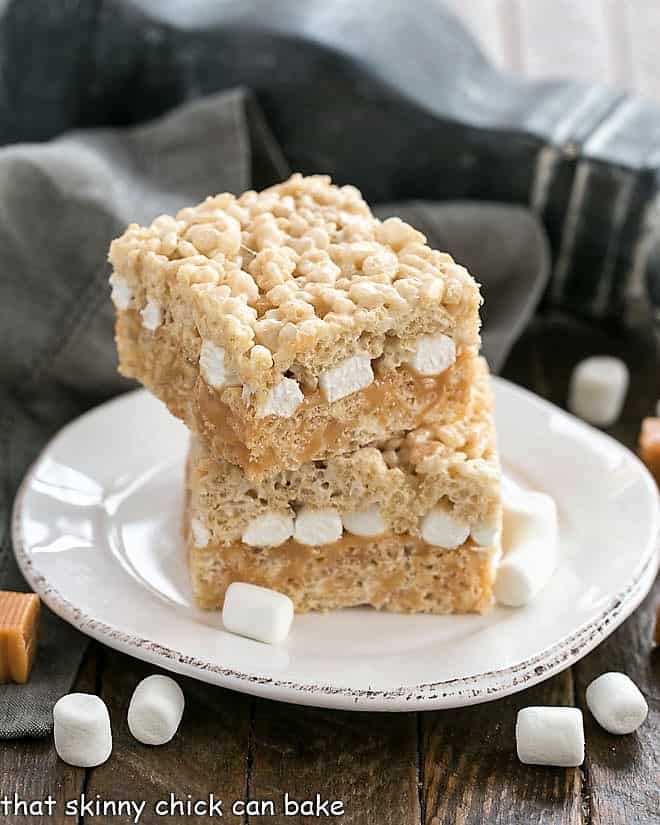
[1,314,658,824]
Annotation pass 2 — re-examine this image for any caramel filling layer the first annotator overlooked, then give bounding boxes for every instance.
[197,356,466,474]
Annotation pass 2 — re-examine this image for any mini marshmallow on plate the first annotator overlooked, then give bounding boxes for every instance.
[222,582,294,644]
[495,478,558,607]
[568,356,629,427]
[53,693,112,767]
[128,674,185,746]
[585,672,648,735]
[516,706,584,767]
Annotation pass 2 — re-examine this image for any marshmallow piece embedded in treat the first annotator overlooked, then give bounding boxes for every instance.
[140,299,163,331]
[190,517,210,548]
[470,516,500,547]
[494,479,558,607]
[109,273,133,310]
[420,507,470,549]
[318,354,374,403]
[567,356,629,427]
[342,506,387,537]
[408,334,456,376]
[257,377,304,418]
[294,508,343,546]
[222,582,294,644]
[242,512,294,548]
[128,674,185,745]
[53,693,112,767]
[516,706,584,767]
[199,341,239,389]
[585,672,648,735]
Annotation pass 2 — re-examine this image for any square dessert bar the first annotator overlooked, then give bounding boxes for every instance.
[186,358,501,614]
[110,174,482,479]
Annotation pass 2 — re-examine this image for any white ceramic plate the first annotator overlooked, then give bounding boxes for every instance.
[13,379,659,711]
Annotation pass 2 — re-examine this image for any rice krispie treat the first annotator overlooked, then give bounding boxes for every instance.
[110,174,482,479]
[186,358,501,614]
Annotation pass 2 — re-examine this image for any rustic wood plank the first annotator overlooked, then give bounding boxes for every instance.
[0,644,95,825]
[421,671,584,825]
[573,578,659,825]
[84,648,251,824]
[530,314,659,823]
[248,699,420,824]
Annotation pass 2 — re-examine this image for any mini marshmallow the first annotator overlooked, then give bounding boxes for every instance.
[222,582,294,644]
[53,693,112,767]
[190,517,210,548]
[586,672,648,735]
[294,508,343,546]
[242,512,294,548]
[568,356,629,427]
[342,506,387,537]
[420,507,470,549]
[318,354,374,403]
[257,377,304,418]
[494,479,558,607]
[470,516,500,547]
[516,706,584,767]
[128,674,185,746]
[199,340,239,389]
[109,273,132,310]
[408,334,456,376]
[140,298,163,331]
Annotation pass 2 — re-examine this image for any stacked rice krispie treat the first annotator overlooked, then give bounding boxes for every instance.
[109,174,502,614]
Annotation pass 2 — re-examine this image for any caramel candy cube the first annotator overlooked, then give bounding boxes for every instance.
[0,592,40,683]
[639,417,660,485]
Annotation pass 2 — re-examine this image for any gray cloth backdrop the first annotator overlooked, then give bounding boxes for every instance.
[0,88,550,738]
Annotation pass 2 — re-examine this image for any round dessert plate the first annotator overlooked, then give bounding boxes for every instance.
[13,380,659,711]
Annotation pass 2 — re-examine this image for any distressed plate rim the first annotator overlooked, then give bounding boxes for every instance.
[12,380,660,711]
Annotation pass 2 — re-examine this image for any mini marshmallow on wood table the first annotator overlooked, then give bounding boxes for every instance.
[53,694,112,767]
[516,706,585,767]
[128,675,185,745]
[586,672,648,735]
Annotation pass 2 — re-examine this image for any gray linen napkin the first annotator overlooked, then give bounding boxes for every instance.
[0,88,549,737]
